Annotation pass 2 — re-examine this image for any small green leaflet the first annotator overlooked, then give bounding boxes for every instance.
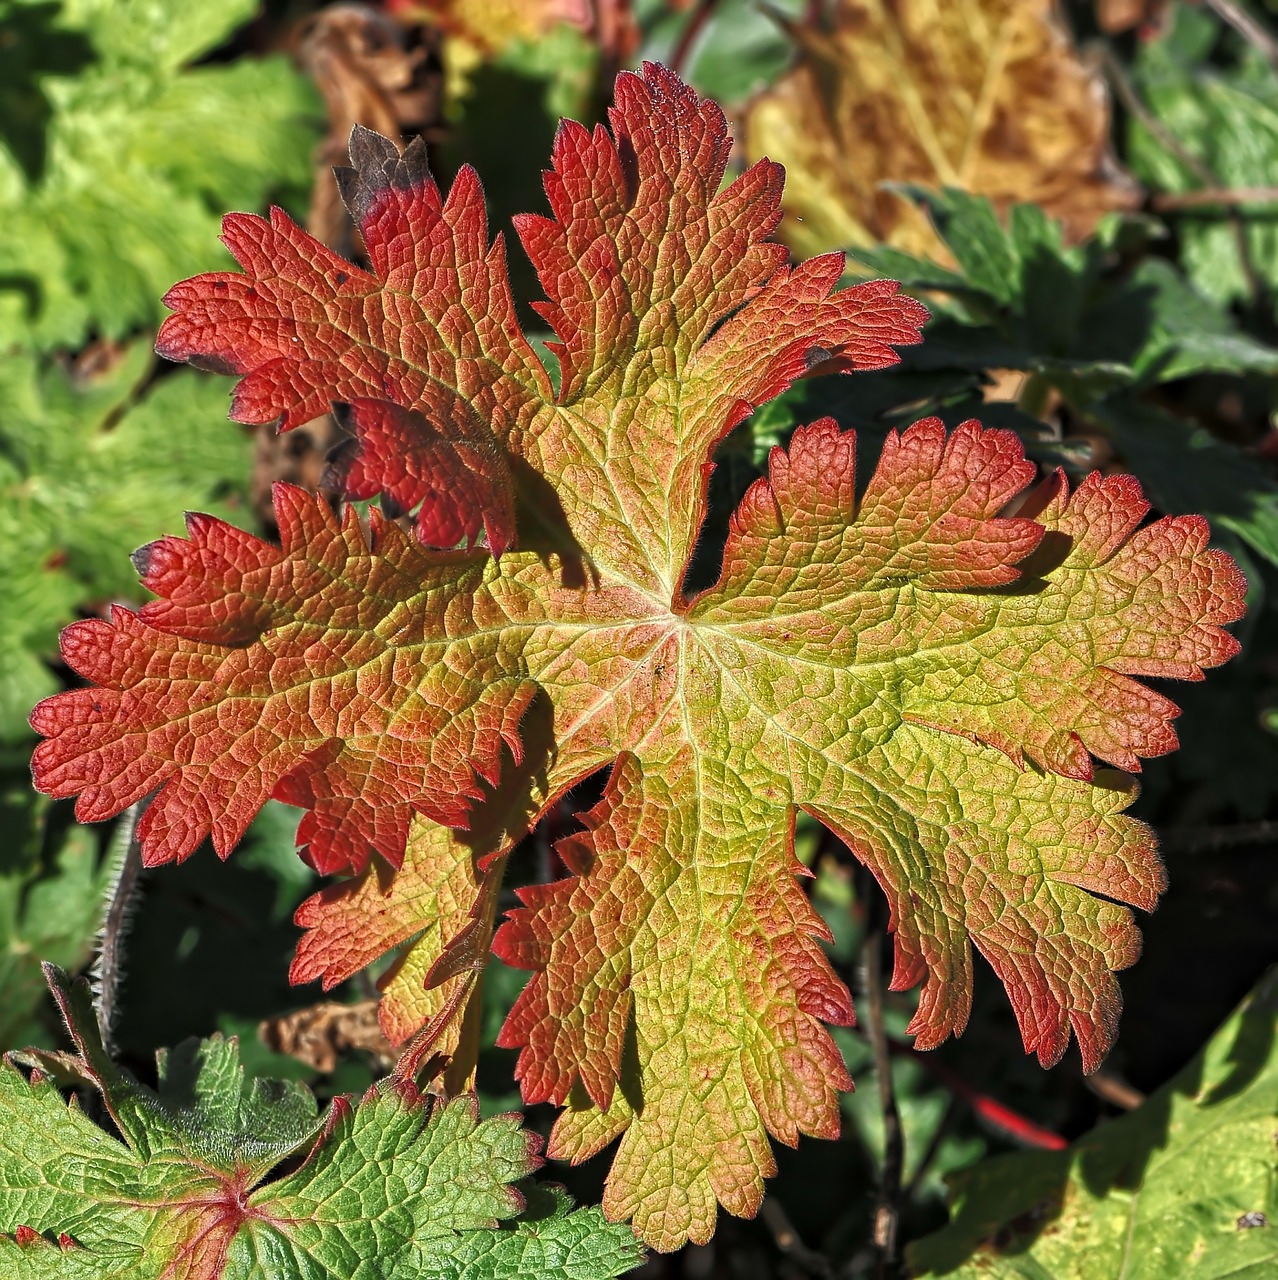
[0,966,644,1279]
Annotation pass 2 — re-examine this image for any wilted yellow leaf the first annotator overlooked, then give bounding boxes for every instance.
[742,0,1140,260]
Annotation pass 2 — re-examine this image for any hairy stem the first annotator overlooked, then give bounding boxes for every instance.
[92,802,144,1053]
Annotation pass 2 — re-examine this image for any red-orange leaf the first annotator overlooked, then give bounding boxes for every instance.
[30,65,1244,1252]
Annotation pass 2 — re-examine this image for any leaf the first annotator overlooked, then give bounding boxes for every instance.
[853,189,1278,388]
[0,965,644,1279]
[1128,4,1278,312]
[908,967,1278,1278]
[740,0,1140,261]
[30,66,1246,1249]
[0,0,320,352]
[0,344,254,740]
[0,789,112,1050]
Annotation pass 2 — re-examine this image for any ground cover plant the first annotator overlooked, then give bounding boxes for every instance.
[3,2,1278,1276]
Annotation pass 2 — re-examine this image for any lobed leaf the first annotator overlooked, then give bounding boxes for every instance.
[0,966,643,1279]
[30,65,1245,1249]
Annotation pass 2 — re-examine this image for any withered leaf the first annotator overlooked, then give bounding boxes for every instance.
[743,0,1141,260]
[259,999,397,1073]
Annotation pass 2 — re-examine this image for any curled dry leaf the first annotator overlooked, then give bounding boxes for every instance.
[259,999,397,1073]
[743,0,1141,260]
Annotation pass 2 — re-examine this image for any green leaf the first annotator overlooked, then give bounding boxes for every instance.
[909,968,1278,1278]
[0,0,321,351]
[857,187,1278,390]
[0,345,254,739]
[1129,5,1278,310]
[0,967,644,1279]
[0,789,111,1050]
[1088,259,1278,382]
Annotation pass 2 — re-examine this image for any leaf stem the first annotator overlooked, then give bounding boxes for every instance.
[1152,185,1278,210]
[760,1197,833,1278]
[1090,39,1264,300]
[669,0,721,79]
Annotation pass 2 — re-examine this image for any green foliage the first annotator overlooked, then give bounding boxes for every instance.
[0,344,253,739]
[0,789,110,1050]
[0,967,644,1278]
[1129,4,1278,313]
[847,187,1278,568]
[910,968,1278,1278]
[0,0,321,352]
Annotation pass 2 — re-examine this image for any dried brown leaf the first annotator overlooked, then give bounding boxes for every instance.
[1096,0,1171,35]
[260,999,396,1073]
[742,0,1141,260]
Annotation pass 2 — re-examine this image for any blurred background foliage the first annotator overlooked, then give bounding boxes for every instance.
[0,0,1277,1275]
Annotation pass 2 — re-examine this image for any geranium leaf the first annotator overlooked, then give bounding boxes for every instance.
[31,65,1245,1250]
[0,966,643,1279]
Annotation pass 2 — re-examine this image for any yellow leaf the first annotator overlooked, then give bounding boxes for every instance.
[742,0,1141,260]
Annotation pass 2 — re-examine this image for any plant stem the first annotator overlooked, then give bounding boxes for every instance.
[1091,39,1264,300]
[1202,0,1278,72]
[93,802,144,1053]
[760,1197,833,1278]
[859,885,902,1278]
[669,0,720,79]
[1153,186,1278,210]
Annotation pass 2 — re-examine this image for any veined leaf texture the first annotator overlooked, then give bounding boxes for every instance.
[31,64,1244,1249]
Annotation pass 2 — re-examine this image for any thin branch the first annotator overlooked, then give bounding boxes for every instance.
[1153,185,1278,210]
[91,802,144,1054]
[889,1037,1069,1150]
[1085,1068,1146,1111]
[668,0,721,79]
[760,1198,834,1279]
[859,885,902,1278]
[1202,0,1278,72]
[1091,39,1264,300]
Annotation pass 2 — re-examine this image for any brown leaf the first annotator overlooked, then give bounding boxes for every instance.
[259,999,396,1073]
[742,0,1141,260]
[1096,0,1171,35]
[295,5,445,254]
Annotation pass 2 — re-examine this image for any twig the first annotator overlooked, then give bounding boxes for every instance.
[1160,819,1278,855]
[1202,0,1278,72]
[1092,40,1264,299]
[91,802,144,1054]
[668,0,721,79]
[858,883,902,1277]
[760,1198,834,1279]
[1153,185,1278,210]
[1085,1068,1146,1111]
